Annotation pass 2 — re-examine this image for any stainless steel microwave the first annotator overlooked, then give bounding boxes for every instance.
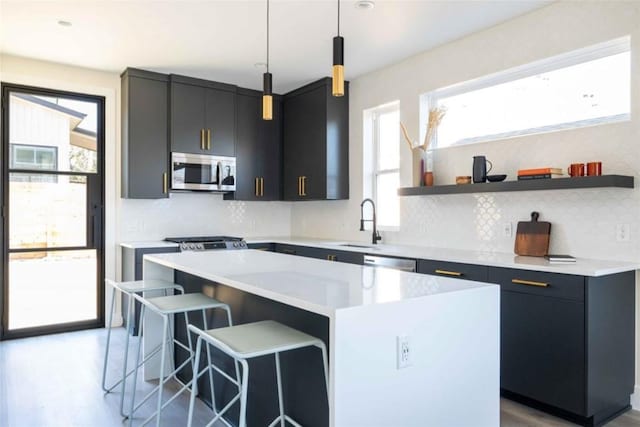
[171,152,236,192]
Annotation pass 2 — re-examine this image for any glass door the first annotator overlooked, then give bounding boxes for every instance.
[1,84,104,339]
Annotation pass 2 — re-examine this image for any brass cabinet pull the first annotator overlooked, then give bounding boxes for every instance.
[207,129,211,150]
[200,129,205,150]
[435,269,462,277]
[162,172,168,194]
[327,254,337,261]
[255,177,259,196]
[297,176,302,196]
[260,177,264,196]
[512,278,549,287]
[301,176,307,196]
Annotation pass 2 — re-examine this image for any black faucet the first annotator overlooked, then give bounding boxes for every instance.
[360,198,382,245]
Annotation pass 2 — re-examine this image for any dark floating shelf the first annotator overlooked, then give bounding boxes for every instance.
[397,175,634,197]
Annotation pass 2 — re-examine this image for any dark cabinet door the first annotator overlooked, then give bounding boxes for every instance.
[232,92,282,201]
[170,82,206,154]
[501,290,585,415]
[205,88,236,156]
[283,85,326,200]
[121,70,169,199]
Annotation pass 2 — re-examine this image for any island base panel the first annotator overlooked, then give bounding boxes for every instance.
[173,270,330,427]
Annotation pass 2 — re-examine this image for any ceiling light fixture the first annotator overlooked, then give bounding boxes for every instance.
[332,0,344,97]
[262,0,273,120]
[355,0,375,10]
[57,20,72,27]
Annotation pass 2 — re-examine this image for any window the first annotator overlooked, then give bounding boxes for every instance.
[364,102,400,229]
[421,37,630,148]
[11,144,57,170]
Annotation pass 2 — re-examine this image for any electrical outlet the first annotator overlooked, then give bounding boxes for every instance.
[397,335,411,369]
[616,224,630,242]
[503,222,513,238]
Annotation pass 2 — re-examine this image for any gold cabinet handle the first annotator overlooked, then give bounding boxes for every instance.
[255,177,259,197]
[301,176,307,196]
[512,278,549,287]
[200,129,205,150]
[207,129,211,150]
[435,269,462,277]
[162,172,168,194]
[327,254,337,261]
[297,176,302,196]
[260,177,264,196]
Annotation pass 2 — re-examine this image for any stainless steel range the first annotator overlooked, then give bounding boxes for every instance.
[164,236,248,251]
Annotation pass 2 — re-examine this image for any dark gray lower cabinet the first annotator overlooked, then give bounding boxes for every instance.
[247,242,275,251]
[490,268,635,426]
[274,243,363,265]
[417,259,488,281]
[120,245,180,334]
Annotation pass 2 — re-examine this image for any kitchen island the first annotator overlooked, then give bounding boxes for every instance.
[142,249,499,427]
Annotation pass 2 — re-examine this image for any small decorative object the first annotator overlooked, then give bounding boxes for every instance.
[472,155,493,183]
[486,174,507,182]
[456,176,472,185]
[424,172,434,186]
[400,106,447,186]
[586,161,602,176]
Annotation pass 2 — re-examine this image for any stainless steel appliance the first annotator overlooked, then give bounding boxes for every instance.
[363,255,416,272]
[171,152,236,192]
[164,236,247,251]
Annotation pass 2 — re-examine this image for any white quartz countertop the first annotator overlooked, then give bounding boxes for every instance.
[144,250,495,317]
[120,241,179,249]
[245,237,640,277]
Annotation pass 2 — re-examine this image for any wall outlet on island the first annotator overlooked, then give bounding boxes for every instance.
[616,224,630,242]
[397,335,412,369]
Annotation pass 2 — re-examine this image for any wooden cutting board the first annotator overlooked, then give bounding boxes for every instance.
[514,211,551,257]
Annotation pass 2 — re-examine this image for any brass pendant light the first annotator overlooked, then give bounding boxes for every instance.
[263,0,273,120]
[332,0,344,97]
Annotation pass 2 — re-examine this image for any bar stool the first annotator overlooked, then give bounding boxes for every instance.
[128,292,233,427]
[186,320,329,427]
[102,279,184,416]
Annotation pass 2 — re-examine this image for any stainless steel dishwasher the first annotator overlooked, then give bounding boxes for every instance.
[363,255,417,272]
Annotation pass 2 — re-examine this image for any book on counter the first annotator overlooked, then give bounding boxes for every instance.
[544,254,576,263]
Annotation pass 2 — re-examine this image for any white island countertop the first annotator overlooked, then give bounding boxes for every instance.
[144,249,495,318]
[246,236,640,277]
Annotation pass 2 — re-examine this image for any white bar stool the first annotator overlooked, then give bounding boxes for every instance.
[102,279,184,416]
[128,292,233,427]
[186,320,329,427]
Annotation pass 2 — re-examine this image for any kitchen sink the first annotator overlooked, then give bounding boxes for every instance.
[339,243,379,250]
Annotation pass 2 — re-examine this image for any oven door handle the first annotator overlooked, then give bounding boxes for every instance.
[215,161,221,186]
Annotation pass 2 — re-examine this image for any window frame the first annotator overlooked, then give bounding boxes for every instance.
[10,144,58,171]
[368,102,400,230]
[420,36,631,149]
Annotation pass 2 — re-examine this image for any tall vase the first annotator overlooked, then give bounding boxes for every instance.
[422,149,434,186]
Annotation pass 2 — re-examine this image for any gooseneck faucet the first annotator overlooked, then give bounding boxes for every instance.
[360,198,382,245]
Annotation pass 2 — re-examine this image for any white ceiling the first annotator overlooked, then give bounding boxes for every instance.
[0,0,551,93]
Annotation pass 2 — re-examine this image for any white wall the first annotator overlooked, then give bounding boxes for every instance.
[290,0,640,397]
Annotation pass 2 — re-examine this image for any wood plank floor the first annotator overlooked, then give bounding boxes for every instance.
[1,328,639,427]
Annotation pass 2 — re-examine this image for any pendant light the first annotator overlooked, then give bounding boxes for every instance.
[332,0,344,97]
[262,0,273,120]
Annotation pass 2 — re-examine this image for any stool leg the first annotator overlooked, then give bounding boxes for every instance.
[187,337,203,427]
[154,315,169,427]
[128,304,146,426]
[223,306,242,398]
[275,352,285,427]
[202,309,217,413]
[239,359,250,427]
[119,294,134,416]
[319,343,330,411]
[101,284,117,392]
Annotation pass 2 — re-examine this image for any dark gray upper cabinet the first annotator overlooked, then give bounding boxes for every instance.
[169,75,236,156]
[225,88,282,201]
[283,78,349,201]
[121,68,169,199]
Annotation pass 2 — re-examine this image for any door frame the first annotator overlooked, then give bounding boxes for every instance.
[0,82,106,340]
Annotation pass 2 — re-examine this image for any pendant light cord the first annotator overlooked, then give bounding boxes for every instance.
[337,0,340,36]
[266,0,270,73]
